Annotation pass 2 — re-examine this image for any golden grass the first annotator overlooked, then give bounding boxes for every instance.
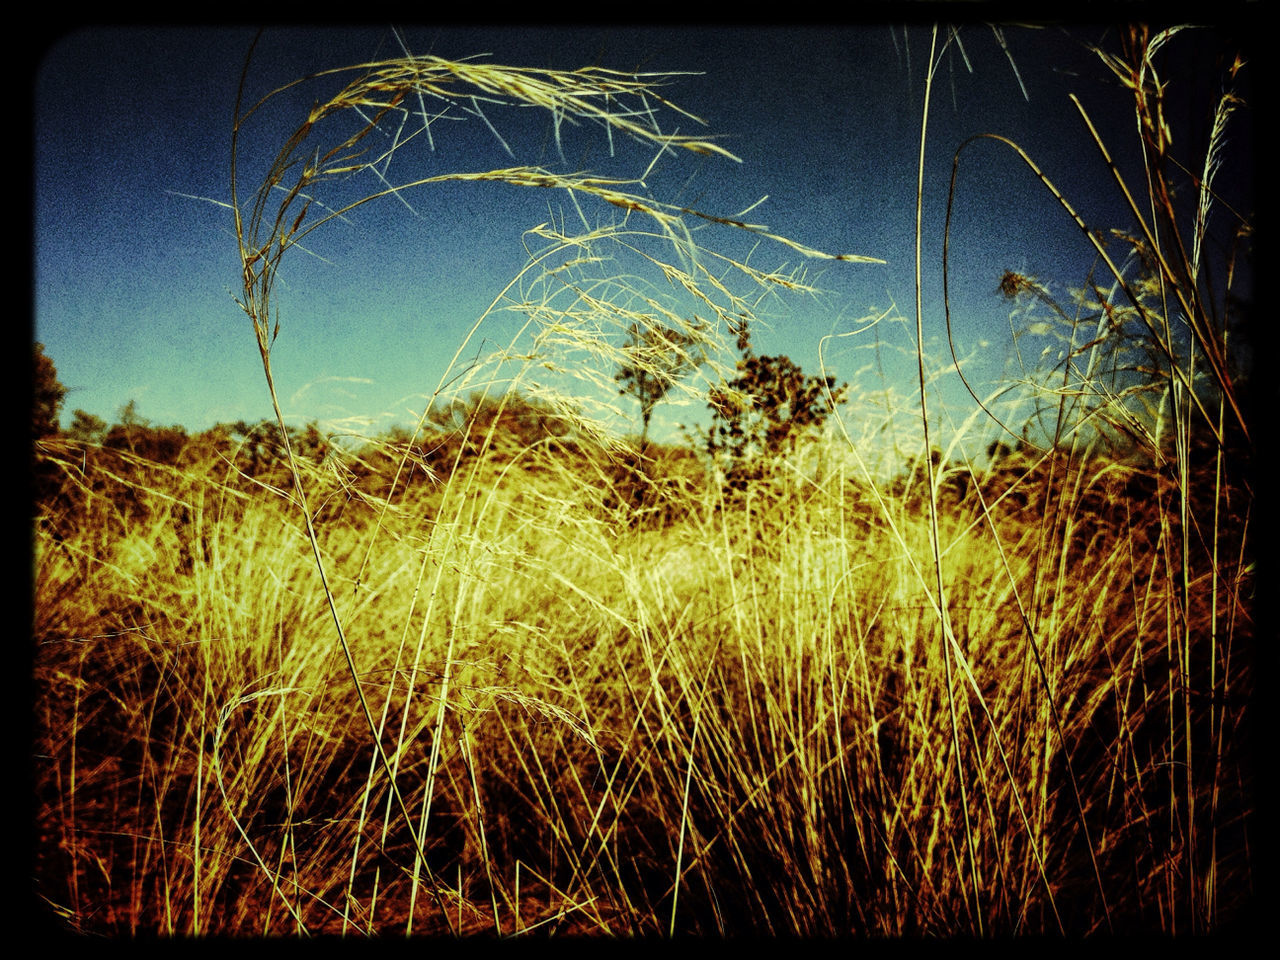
[32,413,1253,935]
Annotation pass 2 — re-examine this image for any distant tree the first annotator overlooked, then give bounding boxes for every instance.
[32,343,68,508]
[33,342,66,440]
[219,419,327,479]
[293,422,329,463]
[705,352,847,492]
[428,390,574,458]
[103,410,189,465]
[102,400,150,456]
[118,399,147,429]
[614,320,704,449]
[67,409,108,444]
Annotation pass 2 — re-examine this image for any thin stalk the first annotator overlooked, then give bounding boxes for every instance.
[256,352,457,935]
[1068,94,1246,446]
[912,24,982,935]
[460,730,503,936]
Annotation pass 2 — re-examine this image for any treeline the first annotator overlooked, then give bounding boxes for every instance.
[31,337,1248,539]
[30,334,852,520]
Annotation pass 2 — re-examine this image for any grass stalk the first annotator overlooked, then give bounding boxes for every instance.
[912,25,983,935]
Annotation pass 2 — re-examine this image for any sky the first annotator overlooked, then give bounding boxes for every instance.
[32,21,1255,456]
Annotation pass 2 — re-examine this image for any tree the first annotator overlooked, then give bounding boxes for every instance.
[102,402,189,465]
[428,390,574,457]
[614,320,704,449]
[32,343,68,509]
[67,409,108,443]
[101,400,150,457]
[32,342,66,440]
[705,352,847,492]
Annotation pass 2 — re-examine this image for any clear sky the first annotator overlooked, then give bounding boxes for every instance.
[32,21,1254,453]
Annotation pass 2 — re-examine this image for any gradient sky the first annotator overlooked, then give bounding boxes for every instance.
[33,22,1254,451]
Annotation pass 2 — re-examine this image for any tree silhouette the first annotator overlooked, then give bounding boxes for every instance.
[705,352,847,492]
[614,320,704,449]
[33,342,66,440]
[429,390,575,461]
[67,410,108,443]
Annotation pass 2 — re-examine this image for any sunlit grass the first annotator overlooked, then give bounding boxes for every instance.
[32,391,1252,935]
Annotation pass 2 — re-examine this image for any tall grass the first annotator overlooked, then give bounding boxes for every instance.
[33,25,1252,936]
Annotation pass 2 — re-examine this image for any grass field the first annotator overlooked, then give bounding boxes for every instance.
[31,25,1255,936]
[30,399,1255,935]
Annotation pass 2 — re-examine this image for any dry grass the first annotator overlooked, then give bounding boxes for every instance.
[32,26,1253,937]
[32,410,1253,935]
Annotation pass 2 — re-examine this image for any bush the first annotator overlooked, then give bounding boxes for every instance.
[705,352,847,492]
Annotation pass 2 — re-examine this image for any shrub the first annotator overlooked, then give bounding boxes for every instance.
[705,352,847,492]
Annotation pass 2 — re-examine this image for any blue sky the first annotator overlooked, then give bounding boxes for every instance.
[33,22,1254,453]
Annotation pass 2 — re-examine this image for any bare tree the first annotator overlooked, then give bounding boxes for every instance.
[614,320,704,450]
